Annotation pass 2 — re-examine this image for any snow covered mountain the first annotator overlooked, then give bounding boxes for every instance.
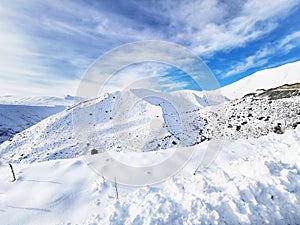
[221,61,300,99]
[0,105,65,144]
[0,61,299,224]
[1,83,299,164]
[0,89,212,163]
[0,96,75,144]
[0,95,76,106]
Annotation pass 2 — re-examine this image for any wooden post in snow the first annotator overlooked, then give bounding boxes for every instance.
[9,163,16,182]
[114,177,119,200]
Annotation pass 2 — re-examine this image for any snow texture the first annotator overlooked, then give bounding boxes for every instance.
[0,61,300,224]
[0,128,299,225]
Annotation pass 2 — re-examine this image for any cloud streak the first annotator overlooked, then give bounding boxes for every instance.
[223,30,300,78]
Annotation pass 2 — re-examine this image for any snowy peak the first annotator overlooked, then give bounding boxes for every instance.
[131,88,210,111]
[0,89,210,163]
[221,61,300,99]
[1,60,299,164]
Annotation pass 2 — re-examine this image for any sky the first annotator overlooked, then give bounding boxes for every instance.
[0,0,300,97]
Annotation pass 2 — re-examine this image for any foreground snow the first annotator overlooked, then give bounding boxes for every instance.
[1,127,299,225]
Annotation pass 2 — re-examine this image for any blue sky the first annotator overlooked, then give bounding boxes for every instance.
[0,0,300,96]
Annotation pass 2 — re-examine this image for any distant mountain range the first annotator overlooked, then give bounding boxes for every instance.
[0,95,76,106]
[0,95,76,144]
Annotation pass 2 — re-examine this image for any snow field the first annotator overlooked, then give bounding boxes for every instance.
[0,127,299,225]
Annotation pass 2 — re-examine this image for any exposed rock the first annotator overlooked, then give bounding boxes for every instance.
[274,123,284,134]
[91,149,98,155]
[200,83,300,140]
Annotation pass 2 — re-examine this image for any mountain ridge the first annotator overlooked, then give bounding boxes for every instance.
[221,61,300,99]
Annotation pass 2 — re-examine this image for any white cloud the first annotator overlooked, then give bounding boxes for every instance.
[0,0,299,96]
[0,75,80,97]
[278,31,300,52]
[222,30,300,78]
[177,0,299,55]
[223,49,270,78]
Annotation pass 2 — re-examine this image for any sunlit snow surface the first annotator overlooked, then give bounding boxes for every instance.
[0,62,300,224]
[0,127,299,225]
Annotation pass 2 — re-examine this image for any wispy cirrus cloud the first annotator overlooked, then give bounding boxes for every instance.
[222,30,300,78]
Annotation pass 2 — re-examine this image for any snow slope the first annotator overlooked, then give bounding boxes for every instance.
[1,83,299,164]
[0,95,77,144]
[0,89,212,163]
[221,61,300,99]
[201,89,300,140]
[0,105,65,144]
[0,127,299,225]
